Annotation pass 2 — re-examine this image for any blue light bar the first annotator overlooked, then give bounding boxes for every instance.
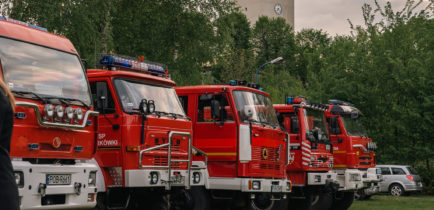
[229,80,237,86]
[0,16,47,31]
[99,54,166,75]
[286,97,294,104]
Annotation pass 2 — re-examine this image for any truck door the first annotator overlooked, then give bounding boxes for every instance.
[90,80,123,167]
[327,116,347,167]
[194,93,237,177]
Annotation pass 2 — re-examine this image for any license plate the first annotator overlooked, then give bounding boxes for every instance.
[46,174,71,185]
[271,185,282,192]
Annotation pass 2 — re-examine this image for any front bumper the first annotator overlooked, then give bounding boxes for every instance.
[12,159,97,210]
[306,171,338,186]
[333,169,364,191]
[206,177,291,194]
[364,185,380,195]
[124,167,206,189]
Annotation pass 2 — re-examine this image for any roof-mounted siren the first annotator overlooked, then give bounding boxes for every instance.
[0,16,48,31]
[328,99,354,106]
[228,80,248,86]
[99,54,167,77]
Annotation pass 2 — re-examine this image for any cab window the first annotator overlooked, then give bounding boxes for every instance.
[197,94,233,122]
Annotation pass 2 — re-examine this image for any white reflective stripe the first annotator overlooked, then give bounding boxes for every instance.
[301,142,310,148]
[302,152,311,157]
[302,147,311,152]
[302,162,309,166]
[302,157,311,162]
[239,124,252,162]
[290,143,300,147]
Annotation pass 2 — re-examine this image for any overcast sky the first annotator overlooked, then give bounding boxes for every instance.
[295,0,430,35]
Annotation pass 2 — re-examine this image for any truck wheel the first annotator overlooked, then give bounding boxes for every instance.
[290,191,332,210]
[93,192,106,210]
[170,187,210,210]
[389,184,405,196]
[355,189,366,200]
[329,192,355,210]
[249,193,287,210]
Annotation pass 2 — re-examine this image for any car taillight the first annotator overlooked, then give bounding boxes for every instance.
[406,175,414,181]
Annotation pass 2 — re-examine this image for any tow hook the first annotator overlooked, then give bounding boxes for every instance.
[38,183,47,197]
[74,182,82,195]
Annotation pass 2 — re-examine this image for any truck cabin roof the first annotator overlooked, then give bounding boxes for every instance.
[175,85,270,97]
[87,69,176,87]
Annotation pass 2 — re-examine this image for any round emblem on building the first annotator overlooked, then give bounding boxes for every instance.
[274,3,282,15]
[262,148,269,160]
[52,137,61,149]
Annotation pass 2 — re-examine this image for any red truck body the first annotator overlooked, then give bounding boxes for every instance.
[176,82,290,209]
[87,54,205,209]
[0,17,98,209]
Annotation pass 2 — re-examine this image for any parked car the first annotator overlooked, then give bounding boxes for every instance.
[355,167,382,200]
[376,165,423,196]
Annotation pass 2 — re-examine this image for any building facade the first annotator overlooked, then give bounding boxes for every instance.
[235,0,294,26]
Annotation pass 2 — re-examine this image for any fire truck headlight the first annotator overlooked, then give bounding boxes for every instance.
[286,182,292,191]
[252,181,261,190]
[147,100,155,113]
[193,172,201,184]
[88,171,97,186]
[150,172,159,184]
[14,171,24,188]
[75,108,84,121]
[65,107,74,120]
[350,173,361,182]
[55,105,64,118]
[44,104,54,118]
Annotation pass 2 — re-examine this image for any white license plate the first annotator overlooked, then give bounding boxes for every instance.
[46,174,71,185]
[271,185,282,192]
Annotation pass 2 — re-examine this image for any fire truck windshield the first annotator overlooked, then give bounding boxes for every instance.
[114,79,185,116]
[233,90,278,127]
[341,116,368,137]
[304,109,329,142]
[0,37,91,106]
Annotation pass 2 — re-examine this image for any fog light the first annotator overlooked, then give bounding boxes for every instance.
[44,104,54,118]
[193,172,201,184]
[88,171,97,186]
[65,107,74,120]
[55,105,64,119]
[252,181,261,190]
[286,182,291,192]
[14,171,24,188]
[150,172,159,184]
[74,108,84,121]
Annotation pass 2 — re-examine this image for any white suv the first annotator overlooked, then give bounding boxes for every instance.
[376,165,423,196]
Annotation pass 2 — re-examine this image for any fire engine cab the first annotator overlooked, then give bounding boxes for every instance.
[325,99,377,209]
[176,80,291,210]
[0,17,99,209]
[274,97,338,210]
[87,54,207,209]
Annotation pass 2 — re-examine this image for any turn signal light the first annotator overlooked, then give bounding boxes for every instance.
[126,145,140,152]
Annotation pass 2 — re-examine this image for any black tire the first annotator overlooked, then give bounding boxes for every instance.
[329,191,355,210]
[289,191,332,210]
[93,192,106,210]
[354,189,366,200]
[364,195,372,200]
[389,184,405,196]
[170,187,210,210]
[248,193,287,210]
[150,194,169,210]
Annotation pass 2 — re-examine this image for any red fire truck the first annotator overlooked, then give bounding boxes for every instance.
[87,54,207,209]
[325,99,377,209]
[0,17,99,209]
[176,80,291,210]
[274,97,338,210]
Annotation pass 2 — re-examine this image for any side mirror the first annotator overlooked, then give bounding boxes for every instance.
[96,82,108,112]
[290,116,299,133]
[210,99,220,119]
[331,116,340,134]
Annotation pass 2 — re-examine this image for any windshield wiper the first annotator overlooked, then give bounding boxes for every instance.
[44,96,90,109]
[12,90,47,103]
